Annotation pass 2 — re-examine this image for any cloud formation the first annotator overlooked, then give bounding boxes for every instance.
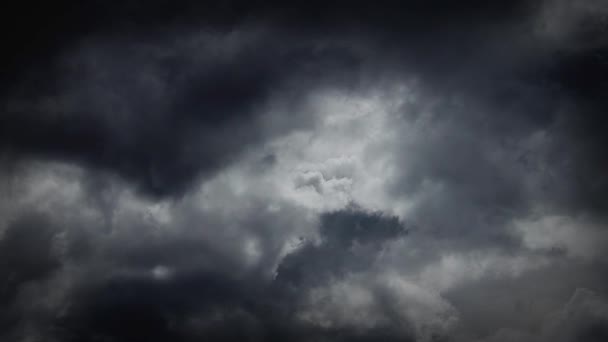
[0,1,607,341]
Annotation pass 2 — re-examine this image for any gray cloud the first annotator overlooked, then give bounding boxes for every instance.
[1,1,607,341]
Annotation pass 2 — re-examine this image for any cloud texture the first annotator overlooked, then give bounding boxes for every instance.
[1,1,607,341]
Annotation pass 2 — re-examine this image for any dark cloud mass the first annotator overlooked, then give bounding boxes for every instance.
[1,1,607,341]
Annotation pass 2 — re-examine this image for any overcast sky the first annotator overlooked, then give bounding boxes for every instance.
[1,1,608,341]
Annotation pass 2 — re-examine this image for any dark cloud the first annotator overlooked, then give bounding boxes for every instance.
[54,270,413,342]
[444,259,608,340]
[276,207,407,288]
[1,1,608,341]
[0,213,61,341]
[0,214,60,304]
[0,207,411,342]
[0,28,361,197]
[0,0,535,198]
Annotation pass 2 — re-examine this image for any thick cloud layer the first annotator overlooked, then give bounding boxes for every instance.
[1,1,607,341]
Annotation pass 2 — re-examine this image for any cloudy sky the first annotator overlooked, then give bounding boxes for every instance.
[1,1,608,341]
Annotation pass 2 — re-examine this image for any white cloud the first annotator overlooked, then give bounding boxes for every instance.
[514,215,608,260]
[298,272,458,341]
[417,251,549,293]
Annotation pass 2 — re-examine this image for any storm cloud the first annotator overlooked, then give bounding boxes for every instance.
[0,1,607,341]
